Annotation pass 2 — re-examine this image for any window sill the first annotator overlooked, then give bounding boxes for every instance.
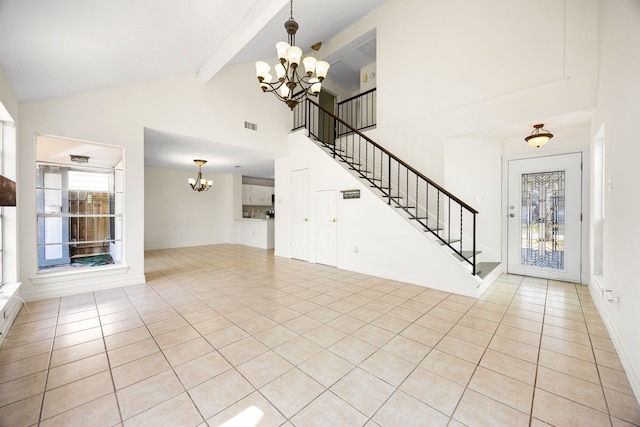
[31,264,129,286]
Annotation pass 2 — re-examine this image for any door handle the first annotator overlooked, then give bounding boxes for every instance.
[509,213,515,218]
[331,218,336,223]
[304,217,308,222]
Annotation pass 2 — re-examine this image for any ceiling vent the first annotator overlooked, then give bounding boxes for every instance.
[244,121,258,131]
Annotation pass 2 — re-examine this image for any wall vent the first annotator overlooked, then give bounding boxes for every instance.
[244,121,258,131]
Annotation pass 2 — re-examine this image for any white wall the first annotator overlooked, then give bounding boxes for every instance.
[323,0,597,185]
[0,66,21,344]
[443,137,502,262]
[275,131,481,297]
[360,62,376,93]
[591,0,640,402]
[0,67,19,122]
[316,0,598,278]
[17,63,290,300]
[144,167,234,249]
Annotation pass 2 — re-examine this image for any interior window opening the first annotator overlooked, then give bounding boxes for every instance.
[36,134,123,272]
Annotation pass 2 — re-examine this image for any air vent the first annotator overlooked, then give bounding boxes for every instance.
[244,121,258,131]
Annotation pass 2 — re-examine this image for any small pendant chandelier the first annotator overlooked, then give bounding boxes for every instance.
[254,0,330,110]
[188,159,212,192]
[525,123,554,148]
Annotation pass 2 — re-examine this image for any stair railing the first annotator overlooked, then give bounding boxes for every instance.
[293,98,479,276]
[336,88,377,136]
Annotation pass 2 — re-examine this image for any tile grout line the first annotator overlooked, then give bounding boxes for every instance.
[577,285,615,427]
[527,278,549,427]
[123,268,213,425]
[446,276,524,425]
[36,297,61,426]
[147,261,291,425]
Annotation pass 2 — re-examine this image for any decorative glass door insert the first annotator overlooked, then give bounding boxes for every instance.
[520,170,565,270]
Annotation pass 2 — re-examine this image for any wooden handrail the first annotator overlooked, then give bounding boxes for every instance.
[337,87,377,106]
[306,99,478,214]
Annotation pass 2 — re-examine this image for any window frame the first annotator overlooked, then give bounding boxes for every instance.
[35,135,124,274]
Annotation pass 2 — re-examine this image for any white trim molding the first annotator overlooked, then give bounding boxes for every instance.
[589,276,640,404]
[25,266,145,301]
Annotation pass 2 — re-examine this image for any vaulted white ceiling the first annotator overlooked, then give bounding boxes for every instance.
[0,0,384,102]
[0,0,385,178]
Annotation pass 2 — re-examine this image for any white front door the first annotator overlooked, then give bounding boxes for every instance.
[507,153,582,282]
[291,169,310,261]
[315,190,337,266]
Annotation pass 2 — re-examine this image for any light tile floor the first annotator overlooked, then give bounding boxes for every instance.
[1,244,639,426]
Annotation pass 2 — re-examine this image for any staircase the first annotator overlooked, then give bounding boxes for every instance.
[292,94,500,283]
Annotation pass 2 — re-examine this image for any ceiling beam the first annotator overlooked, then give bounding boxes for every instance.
[197,0,288,84]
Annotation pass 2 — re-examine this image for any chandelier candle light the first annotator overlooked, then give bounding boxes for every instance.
[188,159,213,192]
[255,0,330,110]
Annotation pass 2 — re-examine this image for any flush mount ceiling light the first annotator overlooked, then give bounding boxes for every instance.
[70,154,90,163]
[254,0,330,110]
[525,123,554,148]
[188,159,213,192]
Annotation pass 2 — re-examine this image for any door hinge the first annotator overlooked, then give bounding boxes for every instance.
[580,213,583,221]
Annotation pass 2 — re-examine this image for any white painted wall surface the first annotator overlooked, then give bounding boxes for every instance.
[0,67,19,122]
[144,167,234,249]
[360,62,376,93]
[591,0,640,403]
[17,63,290,300]
[323,0,598,189]
[276,131,481,297]
[443,137,502,263]
[234,219,274,250]
[0,67,21,340]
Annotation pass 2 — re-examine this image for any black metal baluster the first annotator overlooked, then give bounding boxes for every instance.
[437,190,441,238]
[448,197,451,247]
[472,213,477,275]
[460,205,463,254]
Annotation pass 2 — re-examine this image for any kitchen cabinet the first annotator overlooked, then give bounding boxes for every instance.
[242,184,273,206]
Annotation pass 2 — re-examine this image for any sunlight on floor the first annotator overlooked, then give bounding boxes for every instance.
[219,405,263,427]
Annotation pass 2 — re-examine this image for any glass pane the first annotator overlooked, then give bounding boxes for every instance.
[38,215,121,244]
[37,189,119,214]
[70,217,113,243]
[521,170,565,270]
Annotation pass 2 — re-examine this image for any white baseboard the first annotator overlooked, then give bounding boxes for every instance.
[476,264,502,296]
[589,276,640,405]
[22,274,146,301]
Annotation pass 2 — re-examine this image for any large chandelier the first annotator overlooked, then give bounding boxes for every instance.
[188,159,212,192]
[255,0,330,110]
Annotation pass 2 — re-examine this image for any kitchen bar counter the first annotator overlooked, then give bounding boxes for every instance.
[234,218,274,249]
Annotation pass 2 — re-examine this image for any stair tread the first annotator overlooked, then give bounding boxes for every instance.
[476,262,500,279]
[439,239,461,245]
[453,251,482,261]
